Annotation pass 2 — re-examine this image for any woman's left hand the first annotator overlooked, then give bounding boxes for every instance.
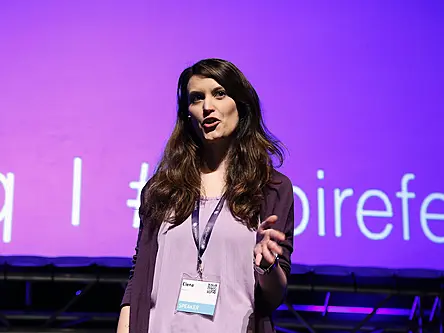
[254,215,286,267]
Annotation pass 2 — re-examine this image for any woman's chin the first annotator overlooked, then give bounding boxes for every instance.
[201,132,236,145]
[203,133,222,142]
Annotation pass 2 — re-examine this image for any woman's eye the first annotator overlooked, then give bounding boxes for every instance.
[215,90,226,98]
[189,94,203,104]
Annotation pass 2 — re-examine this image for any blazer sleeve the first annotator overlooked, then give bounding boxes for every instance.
[120,220,143,307]
[277,180,294,279]
[120,182,150,308]
[255,172,295,315]
[261,172,294,278]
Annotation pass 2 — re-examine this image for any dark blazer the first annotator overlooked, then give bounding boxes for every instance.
[121,169,295,333]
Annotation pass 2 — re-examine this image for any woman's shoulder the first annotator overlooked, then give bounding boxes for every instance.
[140,177,156,204]
[266,169,293,195]
[260,169,294,232]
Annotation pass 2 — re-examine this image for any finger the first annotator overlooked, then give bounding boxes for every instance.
[258,215,278,233]
[267,240,283,256]
[266,229,286,242]
[261,243,276,265]
[253,243,262,256]
[254,243,263,266]
[255,251,263,266]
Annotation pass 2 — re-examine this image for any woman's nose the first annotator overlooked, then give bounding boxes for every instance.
[203,98,215,116]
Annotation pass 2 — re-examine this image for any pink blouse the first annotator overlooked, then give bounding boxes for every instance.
[148,197,256,332]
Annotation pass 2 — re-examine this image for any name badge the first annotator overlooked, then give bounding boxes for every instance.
[176,278,220,316]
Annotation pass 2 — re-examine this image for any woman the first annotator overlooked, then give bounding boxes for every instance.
[117,58,294,333]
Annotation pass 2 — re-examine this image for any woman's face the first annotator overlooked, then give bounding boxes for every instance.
[187,75,239,143]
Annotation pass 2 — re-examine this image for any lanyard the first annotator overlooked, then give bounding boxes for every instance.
[191,196,226,278]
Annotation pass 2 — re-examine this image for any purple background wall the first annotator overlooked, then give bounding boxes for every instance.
[1,0,443,273]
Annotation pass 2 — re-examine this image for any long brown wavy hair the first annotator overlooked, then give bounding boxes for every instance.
[141,58,285,229]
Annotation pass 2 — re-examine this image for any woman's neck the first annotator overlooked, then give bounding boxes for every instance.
[200,139,231,174]
[200,139,231,198]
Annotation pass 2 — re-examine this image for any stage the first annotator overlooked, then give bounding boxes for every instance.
[1,258,443,332]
